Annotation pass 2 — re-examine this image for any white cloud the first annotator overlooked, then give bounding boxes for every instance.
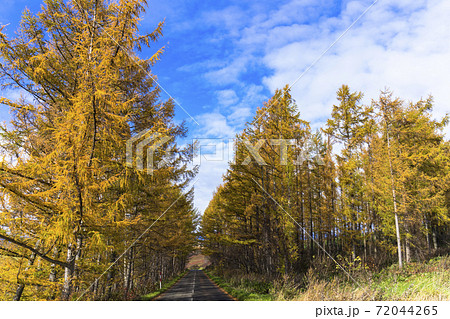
[257,0,450,135]
[200,0,449,135]
[154,0,449,216]
[187,0,450,213]
[202,6,246,38]
[204,56,250,86]
[192,83,266,212]
[227,84,266,124]
[216,89,239,107]
[196,112,238,138]
[193,139,233,213]
[190,116,234,212]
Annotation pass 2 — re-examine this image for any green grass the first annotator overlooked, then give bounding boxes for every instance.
[205,270,274,301]
[371,257,450,300]
[141,270,188,301]
[296,256,450,301]
[205,256,450,301]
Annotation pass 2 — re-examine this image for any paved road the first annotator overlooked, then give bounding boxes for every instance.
[155,270,233,301]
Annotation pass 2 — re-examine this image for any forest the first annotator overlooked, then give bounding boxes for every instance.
[0,0,448,301]
[201,85,450,298]
[0,0,198,300]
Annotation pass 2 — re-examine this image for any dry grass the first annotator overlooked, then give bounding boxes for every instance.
[290,269,377,301]
[209,256,450,301]
[288,256,450,301]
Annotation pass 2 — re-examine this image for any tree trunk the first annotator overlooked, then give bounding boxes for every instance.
[48,246,60,300]
[105,250,117,300]
[424,217,431,252]
[405,238,411,263]
[61,245,75,300]
[13,242,39,301]
[386,127,402,268]
[13,284,26,301]
[432,227,438,250]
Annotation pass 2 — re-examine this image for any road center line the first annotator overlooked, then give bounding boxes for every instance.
[190,271,196,301]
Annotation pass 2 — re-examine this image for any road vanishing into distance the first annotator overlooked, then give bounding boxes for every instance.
[155,270,233,301]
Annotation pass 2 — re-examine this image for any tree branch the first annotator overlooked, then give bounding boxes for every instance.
[0,233,68,268]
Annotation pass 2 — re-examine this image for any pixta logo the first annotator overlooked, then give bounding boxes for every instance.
[126,129,172,175]
[193,138,324,166]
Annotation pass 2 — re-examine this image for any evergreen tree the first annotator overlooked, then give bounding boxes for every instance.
[0,0,197,300]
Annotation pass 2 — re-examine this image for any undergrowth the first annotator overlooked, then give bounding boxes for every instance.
[206,256,450,301]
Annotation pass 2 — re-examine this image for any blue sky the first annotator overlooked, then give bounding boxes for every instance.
[1,0,450,213]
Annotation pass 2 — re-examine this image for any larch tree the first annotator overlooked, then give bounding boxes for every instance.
[201,84,449,280]
[325,85,371,260]
[371,91,449,267]
[0,0,197,300]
